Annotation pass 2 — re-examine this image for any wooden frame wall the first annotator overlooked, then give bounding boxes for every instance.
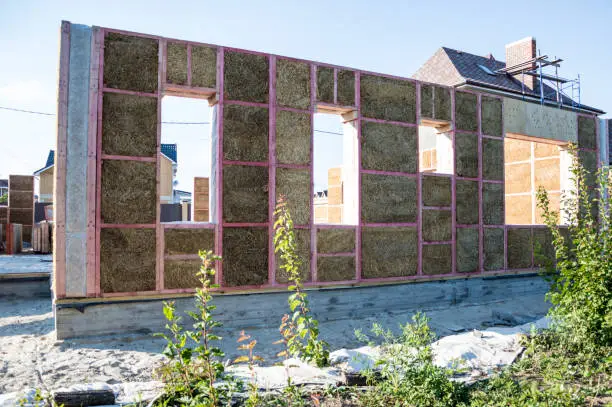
[54,23,601,299]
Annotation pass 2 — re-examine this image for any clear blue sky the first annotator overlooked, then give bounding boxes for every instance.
[1,0,610,191]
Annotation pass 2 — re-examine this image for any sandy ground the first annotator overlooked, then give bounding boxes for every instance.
[0,298,165,395]
[0,291,550,396]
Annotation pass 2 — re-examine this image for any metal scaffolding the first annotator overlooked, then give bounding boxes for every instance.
[495,53,581,110]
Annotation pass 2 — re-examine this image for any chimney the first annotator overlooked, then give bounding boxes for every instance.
[505,37,536,90]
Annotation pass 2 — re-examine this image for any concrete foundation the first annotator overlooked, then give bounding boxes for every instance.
[54,273,550,339]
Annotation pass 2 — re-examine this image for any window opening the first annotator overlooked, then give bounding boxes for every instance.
[160,96,212,223]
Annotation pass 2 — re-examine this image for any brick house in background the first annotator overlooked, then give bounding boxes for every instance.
[412,37,605,225]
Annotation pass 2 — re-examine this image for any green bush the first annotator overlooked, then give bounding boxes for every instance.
[357,313,468,407]
[274,196,329,368]
[155,250,239,406]
[0,193,7,205]
[536,146,612,348]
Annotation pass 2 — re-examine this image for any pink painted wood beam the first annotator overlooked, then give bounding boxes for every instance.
[155,39,165,292]
[214,47,225,287]
[267,55,277,286]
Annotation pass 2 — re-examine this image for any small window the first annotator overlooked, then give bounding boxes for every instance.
[419,125,453,175]
[478,64,496,76]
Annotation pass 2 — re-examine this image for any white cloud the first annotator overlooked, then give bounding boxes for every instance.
[0,80,54,105]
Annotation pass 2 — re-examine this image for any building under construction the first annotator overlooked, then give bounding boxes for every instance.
[52,24,608,338]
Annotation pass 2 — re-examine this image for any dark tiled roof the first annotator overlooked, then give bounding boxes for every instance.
[413,47,603,113]
[34,144,178,175]
[442,47,577,105]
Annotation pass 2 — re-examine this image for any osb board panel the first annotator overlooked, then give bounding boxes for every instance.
[222,227,268,286]
[164,259,201,290]
[102,92,157,157]
[223,104,269,162]
[422,244,452,275]
[276,168,310,225]
[483,183,504,225]
[101,160,156,224]
[422,175,451,207]
[361,121,417,173]
[505,194,533,225]
[276,110,311,165]
[535,192,560,224]
[316,66,334,104]
[276,228,310,284]
[534,143,560,159]
[8,175,34,191]
[8,209,33,225]
[455,91,478,132]
[482,138,504,181]
[456,180,478,225]
[505,163,531,194]
[166,42,187,85]
[533,228,555,267]
[360,74,416,123]
[191,45,217,88]
[361,227,417,278]
[534,158,560,191]
[193,177,210,222]
[8,191,33,209]
[361,174,417,223]
[481,96,503,137]
[507,228,533,269]
[456,228,479,273]
[484,227,504,271]
[317,256,355,282]
[317,228,355,253]
[276,59,310,110]
[164,228,214,255]
[224,51,269,103]
[100,228,156,293]
[328,186,342,205]
[223,165,268,223]
[337,70,355,106]
[422,210,451,242]
[104,32,158,93]
[504,138,531,163]
[577,116,597,150]
[455,133,479,178]
[327,206,343,224]
[328,168,342,186]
